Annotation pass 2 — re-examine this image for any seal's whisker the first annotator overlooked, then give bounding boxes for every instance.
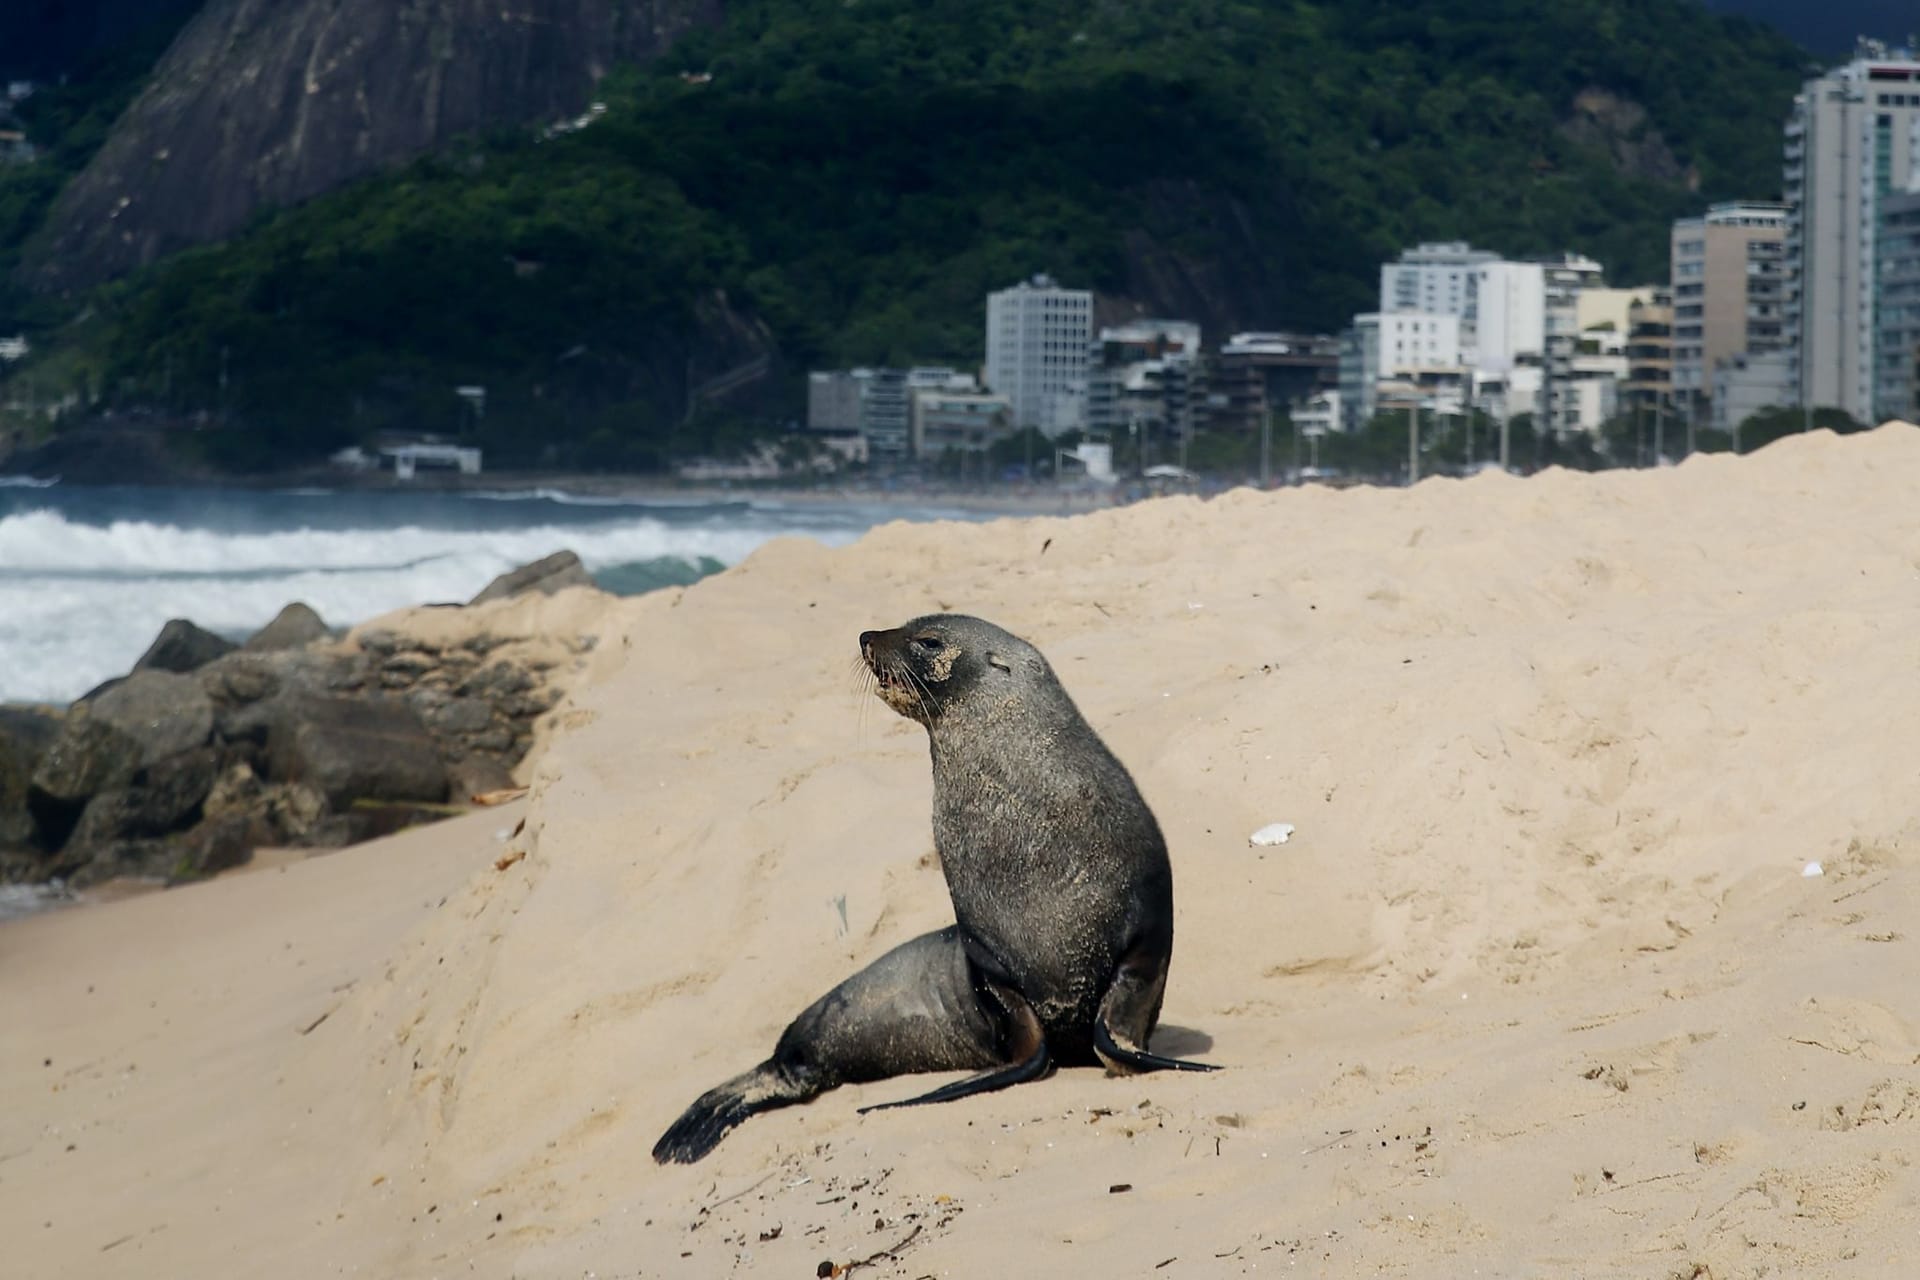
[901,663,936,723]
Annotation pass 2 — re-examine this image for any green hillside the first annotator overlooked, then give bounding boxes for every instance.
[6,0,1808,470]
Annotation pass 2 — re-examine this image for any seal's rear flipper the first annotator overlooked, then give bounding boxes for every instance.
[857,1037,1050,1112]
[1093,1016,1220,1074]
[652,1062,812,1164]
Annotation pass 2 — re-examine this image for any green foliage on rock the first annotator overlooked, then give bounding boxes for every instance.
[10,0,1810,469]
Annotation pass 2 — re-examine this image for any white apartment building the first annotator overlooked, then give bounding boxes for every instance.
[1784,40,1920,421]
[1468,261,1546,371]
[1380,242,1498,316]
[985,274,1093,435]
[1337,311,1460,429]
[1539,252,1606,431]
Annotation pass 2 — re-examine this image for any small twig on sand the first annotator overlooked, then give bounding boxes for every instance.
[843,1224,924,1274]
[1301,1129,1356,1155]
[702,1169,777,1213]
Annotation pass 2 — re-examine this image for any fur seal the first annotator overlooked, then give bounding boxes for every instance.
[652,614,1214,1164]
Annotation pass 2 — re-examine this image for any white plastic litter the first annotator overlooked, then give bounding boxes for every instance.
[1801,861,1824,878]
[1249,823,1295,847]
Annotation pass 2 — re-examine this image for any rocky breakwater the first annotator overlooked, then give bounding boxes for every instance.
[0,550,601,890]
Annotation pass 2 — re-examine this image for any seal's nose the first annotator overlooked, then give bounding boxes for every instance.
[858,630,880,652]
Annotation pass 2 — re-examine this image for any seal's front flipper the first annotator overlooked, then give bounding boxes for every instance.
[1093,1016,1220,1074]
[858,998,1050,1112]
[1092,937,1220,1075]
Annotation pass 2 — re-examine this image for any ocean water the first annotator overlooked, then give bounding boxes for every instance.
[0,480,979,705]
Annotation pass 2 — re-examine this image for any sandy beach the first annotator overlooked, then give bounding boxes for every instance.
[4,425,1919,1278]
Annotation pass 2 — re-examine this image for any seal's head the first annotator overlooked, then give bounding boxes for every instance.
[859,614,1042,725]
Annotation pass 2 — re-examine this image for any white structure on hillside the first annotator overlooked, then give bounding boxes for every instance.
[985,274,1093,435]
[1784,40,1920,421]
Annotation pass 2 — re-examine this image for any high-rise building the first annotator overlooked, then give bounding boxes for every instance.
[1467,260,1547,372]
[1085,320,1202,444]
[1538,253,1605,432]
[1874,189,1920,421]
[1337,312,1459,430]
[985,274,1093,435]
[1784,40,1920,422]
[1209,332,1339,435]
[1623,290,1674,415]
[1380,242,1499,316]
[1670,202,1787,424]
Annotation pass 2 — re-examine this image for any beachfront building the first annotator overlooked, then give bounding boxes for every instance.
[1086,319,1202,447]
[911,390,1014,456]
[1576,286,1656,337]
[807,367,982,463]
[1873,189,1920,420]
[1670,202,1788,425]
[1380,242,1499,317]
[806,371,863,433]
[1337,312,1460,430]
[1207,332,1339,436]
[1622,290,1674,416]
[1466,260,1547,372]
[1714,350,1796,434]
[1783,39,1920,422]
[1537,252,1606,434]
[985,274,1093,435]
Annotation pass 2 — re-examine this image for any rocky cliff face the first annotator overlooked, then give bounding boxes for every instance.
[21,0,723,292]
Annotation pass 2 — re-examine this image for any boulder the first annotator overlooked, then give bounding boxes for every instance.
[447,754,518,800]
[0,707,61,848]
[263,694,448,807]
[469,550,593,605]
[62,839,177,888]
[203,761,328,846]
[29,715,144,838]
[64,747,219,848]
[244,602,330,652]
[90,670,215,766]
[134,619,238,674]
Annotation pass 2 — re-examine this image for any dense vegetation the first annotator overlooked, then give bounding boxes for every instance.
[3,0,1812,470]
[0,8,199,333]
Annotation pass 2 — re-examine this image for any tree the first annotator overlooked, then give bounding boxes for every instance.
[1735,405,1867,453]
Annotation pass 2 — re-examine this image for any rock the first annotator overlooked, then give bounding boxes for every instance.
[424,697,494,736]
[204,761,328,846]
[64,747,219,848]
[199,653,283,705]
[0,707,61,849]
[469,550,594,605]
[63,839,177,888]
[447,755,517,800]
[244,602,330,652]
[89,670,216,767]
[135,619,239,674]
[175,813,256,879]
[263,694,448,807]
[28,716,143,842]
[460,663,534,699]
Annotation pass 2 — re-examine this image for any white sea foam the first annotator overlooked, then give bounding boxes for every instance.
[0,509,865,703]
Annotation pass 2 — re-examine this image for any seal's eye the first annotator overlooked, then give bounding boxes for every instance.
[909,635,942,654]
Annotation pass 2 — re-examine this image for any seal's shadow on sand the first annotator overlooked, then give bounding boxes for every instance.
[1151,1024,1214,1056]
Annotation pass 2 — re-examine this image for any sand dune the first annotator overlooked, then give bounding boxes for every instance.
[4,425,1918,1278]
